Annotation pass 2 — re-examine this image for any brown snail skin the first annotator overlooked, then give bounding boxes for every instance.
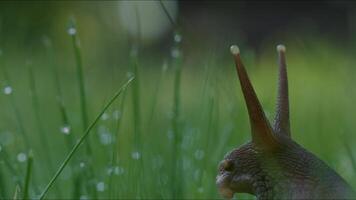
[216,45,355,199]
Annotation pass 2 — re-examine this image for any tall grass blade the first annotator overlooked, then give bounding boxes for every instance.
[23,150,33,200]
[27,64,54,168]
[0,59,30,150]
[68,19,97,198]
[43,36,80,199]
[43,36,74,148]
[158,1,184,197]
[38,77,134,200]
[108,91,127,199]
[13,185,20,200]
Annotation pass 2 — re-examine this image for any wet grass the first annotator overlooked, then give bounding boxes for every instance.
[0,21,355,200]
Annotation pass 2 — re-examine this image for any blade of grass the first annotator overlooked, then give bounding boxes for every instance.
[127,4,146,197]
[158,1,184,197]
[43,36,74,148]
[27,64,54,170]
[38,77,134,200]
[68,19,97,198]
[13,185,20,200]
[23,150,33,200]
[158,0,176,27]
[43,36,81,199]
[0,146,22,186]
[0,160,7,199]
[0,59,30,150]
[170,51,183,198]
[108,91,127,199]
[27,63,62,198]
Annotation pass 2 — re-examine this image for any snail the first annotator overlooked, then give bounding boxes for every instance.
[216,45,355,199]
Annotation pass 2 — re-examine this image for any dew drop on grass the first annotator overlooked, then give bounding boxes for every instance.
[167,129,174,140]
[96,182,105,192]
[112,110,121,120]
[126,71,134,79]
[194,149,205,160]
[198,187,204,193]
[130,46,138,57]
[194,169,201,181]
[131,151,141,160]
[114,166,125,175]
[67,27,77,36]
[161,175,169,185]
[79,195,88,200]
[99,132,112,145]
[60,125,71,135]
[3,86,12,95]
[170,47,181,58]
[152,155,163,169]
[60,166,72,180]
[182,157,192,171]
[17,153,27,162]
[101,112,109,121]
[42,35,52,47]
[162,60,168,72]
[174,33,182,43]
[79,162,86,168]
[106,167,113,176]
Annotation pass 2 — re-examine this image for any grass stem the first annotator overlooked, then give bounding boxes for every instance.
[23,150,33,200]
[38,77,134,200]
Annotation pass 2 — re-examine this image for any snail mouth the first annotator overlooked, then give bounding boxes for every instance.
[216,174,235,199]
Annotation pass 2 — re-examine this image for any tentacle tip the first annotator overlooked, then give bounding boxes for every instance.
[277,44,286,53]
[230,45,240,55]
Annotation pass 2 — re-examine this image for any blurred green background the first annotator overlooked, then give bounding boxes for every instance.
[0,1,355,199]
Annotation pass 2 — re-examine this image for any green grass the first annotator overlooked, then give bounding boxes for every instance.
[0,18,355,200]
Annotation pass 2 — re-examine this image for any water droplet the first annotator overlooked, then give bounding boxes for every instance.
[97,125,107,134]
[112,110,122,120]
[0,145,2,152]
[170,48,181,58]
[174,33,182,43]
[79,162,86,168]
[131,151,141,160]
[26,60,32,66]
[99,132,112,145]
[198,187,204,193]
[114,166,125,175]
[152,155,163,169]
[0,131,14,145]
[101,112,109,121]
[42,35,52,47]
[3,86,12,95]
[60,166,72,180]
[194,169,201,181]
[194,149,205,160]
[96,182,105,192]
[79,195,89,200]
[126,71,134,79]
[161,175,169,185]
[182,157,192,171]
[106,167,113,176]
[60,125,71,135]
[17,153,27,162]
[67,27,77,36]
[167,130,174,140]
[130,46,138,57]
[162,60,168,72]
